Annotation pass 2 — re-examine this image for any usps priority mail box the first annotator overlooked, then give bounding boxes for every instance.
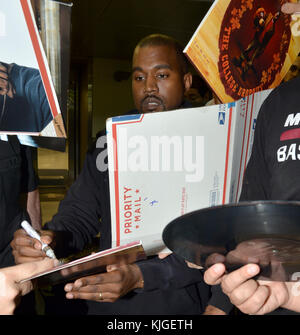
[106,89,271,254]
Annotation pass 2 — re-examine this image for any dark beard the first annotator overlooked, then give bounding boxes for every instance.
[140,95,166,112]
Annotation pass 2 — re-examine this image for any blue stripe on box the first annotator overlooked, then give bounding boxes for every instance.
[112,114,142,123]
[228,102,235,108]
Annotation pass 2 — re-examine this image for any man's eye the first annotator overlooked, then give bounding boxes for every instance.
[135,75,144,81]
[156,73,169,79]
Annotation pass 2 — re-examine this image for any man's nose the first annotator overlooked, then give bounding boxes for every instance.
[144,76,158,94]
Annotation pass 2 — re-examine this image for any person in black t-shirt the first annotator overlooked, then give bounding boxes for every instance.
[0,137,40,268]
[200,1,300,316]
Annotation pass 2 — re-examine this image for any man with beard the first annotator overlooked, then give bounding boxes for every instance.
[0,62,53,133]
[10,34,226,315]
[131,34,192,113]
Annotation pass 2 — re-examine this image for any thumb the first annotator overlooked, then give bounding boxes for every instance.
[0,259,57,297]
[40,232,53,245]
[7,258,57,283]
[106,264,118,272]
[33,231,53,249]
[203,263,226,285]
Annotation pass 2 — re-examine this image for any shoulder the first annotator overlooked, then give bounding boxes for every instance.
[90,108,141,153]
[83,130,108,177]
[253,78,300,143]
[258,77,300,121]
[9,63,40,81]
[88,129,107,154]
[266,76,300,104]
[181,100,193,109]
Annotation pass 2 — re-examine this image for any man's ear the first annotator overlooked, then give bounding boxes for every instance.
[183,72,193,92]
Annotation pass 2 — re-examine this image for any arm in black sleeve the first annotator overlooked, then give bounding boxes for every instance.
[20,145,38,193]
[207,285,233,314]
[44,146,103,257]
[136,254,207,291]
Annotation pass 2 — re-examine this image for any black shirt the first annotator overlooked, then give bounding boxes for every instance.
[240,76,300,315]
[0,136,37,267]
[205,77,300,315]
[240,76,300,202]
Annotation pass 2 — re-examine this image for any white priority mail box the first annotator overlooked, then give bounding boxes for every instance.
[106,89,272,254]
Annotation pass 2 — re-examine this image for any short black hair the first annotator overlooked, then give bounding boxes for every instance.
[134,34,189,74]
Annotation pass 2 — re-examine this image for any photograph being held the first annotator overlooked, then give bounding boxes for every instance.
[0,61,53,133]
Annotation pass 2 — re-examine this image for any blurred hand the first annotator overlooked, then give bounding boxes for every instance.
[185,261,203,270]
[0,258,57,315]
[203,305,227,315]
[281,2,300,14]
[158,252,172,259]
[10,229,55,264]
[64,263,144,302]
[204,263,290,315]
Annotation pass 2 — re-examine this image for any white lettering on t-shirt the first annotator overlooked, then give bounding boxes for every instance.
[277,143,300,162]
[284,113,300,127]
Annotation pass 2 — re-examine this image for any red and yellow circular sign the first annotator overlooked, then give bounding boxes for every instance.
[218,0,291,100]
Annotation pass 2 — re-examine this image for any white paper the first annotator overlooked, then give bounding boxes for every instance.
[106,89,272,254]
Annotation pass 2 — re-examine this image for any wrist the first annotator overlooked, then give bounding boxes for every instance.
[131,264,144,289]
[203,305,227,315]
[281,282,298,312]
[136,278,144,289]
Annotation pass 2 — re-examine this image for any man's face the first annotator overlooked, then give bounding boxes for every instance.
[132,45,192,113]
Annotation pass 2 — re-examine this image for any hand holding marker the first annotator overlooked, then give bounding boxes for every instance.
[21,220,57,259]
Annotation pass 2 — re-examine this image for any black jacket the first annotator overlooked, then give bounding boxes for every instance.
[0,136,37,267]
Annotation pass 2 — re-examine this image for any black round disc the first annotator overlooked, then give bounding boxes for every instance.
[162,201,300,281]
